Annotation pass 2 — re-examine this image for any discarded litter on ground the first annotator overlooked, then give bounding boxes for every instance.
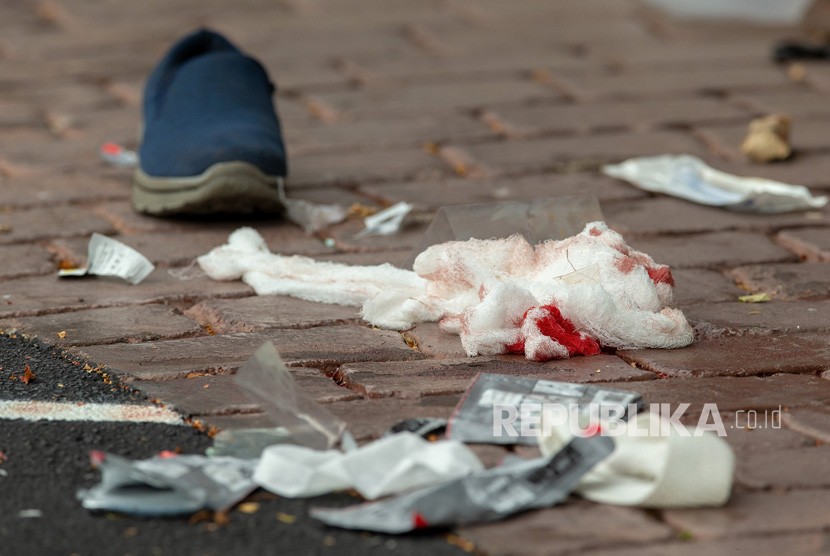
[199,220,694,361]
[740,114,792,163]
[254,432,483,499]
[539,412,735,508]
[206,427,294,459]
[99,142,138,168]
[404,196,603,268]
[232,342,349,451]
[77,451,258,516]
[310,435,613,533]
[277,182,347,234]
[384,418,448,438]
[447,373,642,445]
[773,40,830,63]
[603,154,828,213]
[738,292,772,303]
[356,201,414,238]
[58,233,155,285]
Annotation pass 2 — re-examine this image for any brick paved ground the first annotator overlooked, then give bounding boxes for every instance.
[2,0,830,553]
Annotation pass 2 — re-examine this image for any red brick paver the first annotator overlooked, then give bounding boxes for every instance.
[2,0,829,554]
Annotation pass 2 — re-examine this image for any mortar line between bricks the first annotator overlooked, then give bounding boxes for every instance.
[0,292,253,320]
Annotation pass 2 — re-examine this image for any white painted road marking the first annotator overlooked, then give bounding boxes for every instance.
[0,400,183,424]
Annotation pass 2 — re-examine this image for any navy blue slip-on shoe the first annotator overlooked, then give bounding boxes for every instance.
[134,29,287,215]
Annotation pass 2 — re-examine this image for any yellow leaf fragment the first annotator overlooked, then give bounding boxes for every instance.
[738,293,771,303]
[276,512,296,524]
[237,502,260,515]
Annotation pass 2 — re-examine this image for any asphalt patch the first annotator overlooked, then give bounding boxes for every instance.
[0,421,466,556]
[0,332,144,404]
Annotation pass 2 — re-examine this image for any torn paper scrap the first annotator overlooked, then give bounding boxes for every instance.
[310,435,613,533]
[58,233,154,284]
[77,452,258,516]
[198,222,694,361]
[539,412,735,508]
[253,432,483,499]
[603,154,827,213]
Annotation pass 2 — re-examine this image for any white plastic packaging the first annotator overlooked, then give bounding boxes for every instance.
[603,155,828,214]
[253,432,483,499]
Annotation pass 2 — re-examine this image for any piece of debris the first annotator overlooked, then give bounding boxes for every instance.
[276,512,296,524]
[206,427,293,459]
[20,364,35,385]
[447,373,642,446]
[232,342,348,451]
[198,222,694,362]
[384,418,448,439]
[78,452,258,516]
[277,182,347,234]
[237,502,260,514]
[18,509,43,519]
[740,114,792,163]
[347,203,380,219]
[57,330,67,339]
[739,293,772,303]
[99,142,138,168]
[538,411,734,508]
[355,201,413,238]
[58,233,155,285]
[254,432,482,500]
[773,40,830,63]
[309,435,612,533]
[405,196,603,267]
[98,142,138,168]
[604,154,827,213]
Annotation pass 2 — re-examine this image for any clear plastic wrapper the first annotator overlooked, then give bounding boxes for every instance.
[404,196,603,268]
[77,452,257,516]
[278,182,347,234]
[234,342,347,450]
[447,373,642,445]
[206,427,293,459]
[310,435,614,533]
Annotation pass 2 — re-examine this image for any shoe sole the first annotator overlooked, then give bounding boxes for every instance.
[133,161,284,216]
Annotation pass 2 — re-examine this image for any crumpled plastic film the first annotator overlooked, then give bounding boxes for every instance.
[309,435,614,533]
[234,342,348,450]
[198,222,693,360]
[539,412,735,508]
[77,452,258,516]
[603,154,827,213]
[403,196,604,268]
[253,432,483,500]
